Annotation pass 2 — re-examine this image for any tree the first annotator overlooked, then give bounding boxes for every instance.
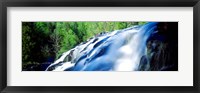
[22,23,35,69]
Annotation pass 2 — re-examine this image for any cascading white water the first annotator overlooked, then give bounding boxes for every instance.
[46,22,158,71]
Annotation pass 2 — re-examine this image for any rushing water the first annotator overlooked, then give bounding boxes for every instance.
[46,22,159,71]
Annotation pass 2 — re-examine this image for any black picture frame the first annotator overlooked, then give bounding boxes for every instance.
[0,0,199,93]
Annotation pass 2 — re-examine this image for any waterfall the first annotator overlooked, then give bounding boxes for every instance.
[46,22,158,71]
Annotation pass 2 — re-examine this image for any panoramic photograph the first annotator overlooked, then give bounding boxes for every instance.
[22,22,178,71]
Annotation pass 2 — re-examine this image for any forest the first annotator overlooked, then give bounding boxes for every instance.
[22,22,147,71]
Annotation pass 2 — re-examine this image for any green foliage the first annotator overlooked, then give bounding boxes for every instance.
[22,23,35,65]
[22,21,147,70]
[138,22,147,25]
